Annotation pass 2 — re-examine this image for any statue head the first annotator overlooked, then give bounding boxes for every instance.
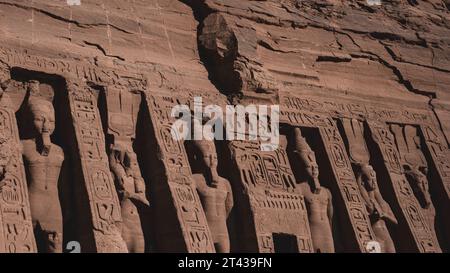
[404,164,431,208]
[358,163,378,191]
[194,139,219,174]
[191,118,220,187]
[27,96,55,156]
[28,98,55,136]
[192,118,219,171]
[293,128,321,192]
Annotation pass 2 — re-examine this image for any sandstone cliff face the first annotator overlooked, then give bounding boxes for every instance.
[0,0,449,253]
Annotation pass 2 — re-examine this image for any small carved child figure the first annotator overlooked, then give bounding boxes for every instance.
[22,82,65,253]
[293,128,335,253]
[191,119,234,253]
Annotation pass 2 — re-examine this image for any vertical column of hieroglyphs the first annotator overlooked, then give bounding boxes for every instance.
[420,124,450,244]
[0,83,36,253]
[367,121,441,252]
[0,96,37,253]
[67,81,127,253]
[319,120,376,252]
[229,140,313,253]
[420,125,450,200]
[145,94,215,253]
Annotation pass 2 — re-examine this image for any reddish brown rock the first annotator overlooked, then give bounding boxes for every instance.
[0,0,449,253]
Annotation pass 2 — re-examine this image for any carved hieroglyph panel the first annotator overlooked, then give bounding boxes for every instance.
[283,96,432,126]
[0,98,36,253]
[280,106,376,252]
[67,81,127,253]
[230,140,313,253]
[368,121,441,253]
[319,123,377,252]
[145,94,215,253]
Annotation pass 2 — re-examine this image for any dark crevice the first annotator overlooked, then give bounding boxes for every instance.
[82,41,126,61]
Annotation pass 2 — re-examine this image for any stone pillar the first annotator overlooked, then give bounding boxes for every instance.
[67,81,127,253]
[367,121,441,252]
[0,92,37,253]
[144,94,215,253]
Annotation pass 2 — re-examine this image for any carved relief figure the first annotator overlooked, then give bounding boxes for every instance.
[21,81,66,253]
[292,128,334,253]
[391,124,439,246]
[105,86,150,253]
[109,143,149,253]
[191,119,234,253]
[355,163,398,253]
[342,118,397,253]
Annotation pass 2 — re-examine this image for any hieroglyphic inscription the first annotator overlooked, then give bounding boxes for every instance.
[420,125,450,199]
[67,81,127,253]
[230,140,313,253]
[367,121,441,253]
[0,46,144,89]
[280,107,376,252]
[319,122,376,252]
[283,96,432,126]
[0,96,36,253]
[145,94,215,253]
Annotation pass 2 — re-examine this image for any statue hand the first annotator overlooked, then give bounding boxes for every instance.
[129,192,150,206]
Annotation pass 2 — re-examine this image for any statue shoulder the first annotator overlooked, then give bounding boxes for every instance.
[21,139,36,153]
[51,144,64,155]
[192,173,208,189]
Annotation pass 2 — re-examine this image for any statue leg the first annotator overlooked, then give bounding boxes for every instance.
[121,200,146,253]
[214,235,230,253]
[372,220,395,253]
[43,230,63,253]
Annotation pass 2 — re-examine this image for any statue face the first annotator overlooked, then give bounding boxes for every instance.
[409,167,431,206]
[361,164,377,190]
[203,151,218,170]
[30,102,55,136]
[302,151,319,180]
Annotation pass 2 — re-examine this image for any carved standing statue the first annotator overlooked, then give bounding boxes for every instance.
[404,164,436,233]
[109,143,149,253]
[105,86,150,253]
[292,128,334,253]
[191,119,234,253]
[342,118,397,253]
[21,81,66,253]
[390,124,440,247]
[355,163,398,253]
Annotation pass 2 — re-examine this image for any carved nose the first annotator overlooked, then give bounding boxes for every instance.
[42,118,49,130]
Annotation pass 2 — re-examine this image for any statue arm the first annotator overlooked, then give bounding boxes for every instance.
[108,152,125,192]
[375,189,398,225]
[59,158,73,225]
[225,181,234,217]
[327,189,333,229]
[357,176,374,214]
